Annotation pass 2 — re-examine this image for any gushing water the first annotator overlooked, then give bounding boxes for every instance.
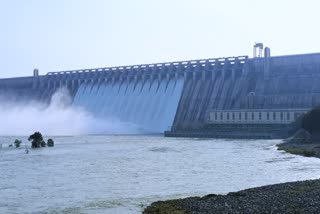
[73,78,184,133]
[0,88,141,136]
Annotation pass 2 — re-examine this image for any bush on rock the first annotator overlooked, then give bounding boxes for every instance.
[47,139,54,147]
[28,132,44,148]
[14,139,22,148]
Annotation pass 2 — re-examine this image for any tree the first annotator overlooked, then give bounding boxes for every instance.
[302,106,320,134]
[28,132,44,148]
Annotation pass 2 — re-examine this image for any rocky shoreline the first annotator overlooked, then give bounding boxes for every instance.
[143,179,320,214]
[144,127,320,213]
[277,129,320,158]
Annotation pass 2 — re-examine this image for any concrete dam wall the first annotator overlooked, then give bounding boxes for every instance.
[1,52,320,136]
[173,53,320,131]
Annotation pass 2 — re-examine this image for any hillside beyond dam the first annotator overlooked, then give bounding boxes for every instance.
[2,48,320,137]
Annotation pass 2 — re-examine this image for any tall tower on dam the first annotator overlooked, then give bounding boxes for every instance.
[1,46,320,137]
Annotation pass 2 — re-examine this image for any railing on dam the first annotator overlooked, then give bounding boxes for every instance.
[38,55,249,98]
[46,56,248,76]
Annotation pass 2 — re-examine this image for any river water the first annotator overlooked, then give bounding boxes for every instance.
[0,135,320,214]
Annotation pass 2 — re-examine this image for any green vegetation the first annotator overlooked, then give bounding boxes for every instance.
[277,146,316,157]
[286,182,320,195]
[277,106,320,158]
[47,139,54,147]
[14,139,22,148]
[27,132,55,149]
[28,132,44,148]
[302,150,316,157]
[8,132,54,152]
[144,179,320,213]
[143,201,190,214]
[41,140,46,147]
[302,106,320,134]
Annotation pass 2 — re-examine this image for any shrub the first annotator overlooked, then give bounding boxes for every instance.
[47,139,54,147]
[28,132,44,148]
[302,106,320,134]
[14,139,22,148]
[40,140,46,147]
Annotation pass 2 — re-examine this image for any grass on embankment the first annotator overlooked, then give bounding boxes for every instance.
[277,144,318,157]
[143,200,190,214]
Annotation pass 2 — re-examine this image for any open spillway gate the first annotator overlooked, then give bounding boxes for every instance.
[29,56,248,133]
[41,56,248,94]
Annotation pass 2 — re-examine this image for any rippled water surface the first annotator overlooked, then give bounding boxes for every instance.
[1,136,320,213]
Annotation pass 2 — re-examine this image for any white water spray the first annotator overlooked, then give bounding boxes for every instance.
[0,88,141,136]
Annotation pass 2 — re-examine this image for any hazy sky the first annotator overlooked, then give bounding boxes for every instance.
[1,0,320,78]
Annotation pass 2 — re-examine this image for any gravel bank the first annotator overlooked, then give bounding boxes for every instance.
[143,179,320,214]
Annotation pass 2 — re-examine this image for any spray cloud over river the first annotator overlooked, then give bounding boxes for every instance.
[0,88,141,136]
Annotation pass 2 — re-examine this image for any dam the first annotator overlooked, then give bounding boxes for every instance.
[1,45,320,137]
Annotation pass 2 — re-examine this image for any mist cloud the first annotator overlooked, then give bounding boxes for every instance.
[0,88,141,136]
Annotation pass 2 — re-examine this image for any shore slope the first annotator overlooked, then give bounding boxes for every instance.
[143,179,320,214]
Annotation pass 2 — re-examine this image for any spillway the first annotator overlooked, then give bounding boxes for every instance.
[72,77,184,133]
[2,51,320,138]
